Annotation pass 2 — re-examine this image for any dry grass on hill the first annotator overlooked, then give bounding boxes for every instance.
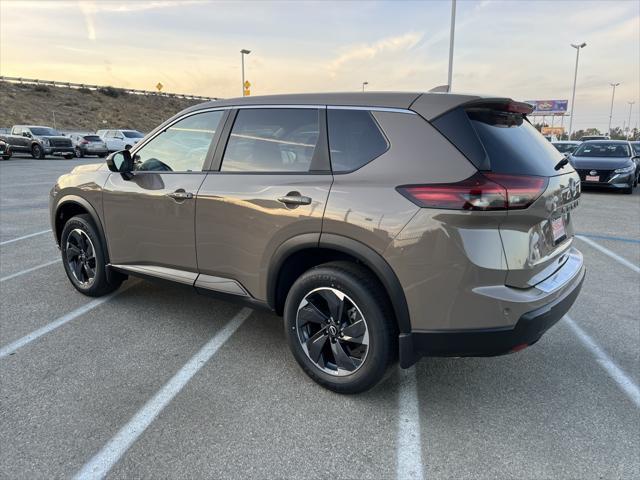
[0,81,205,133]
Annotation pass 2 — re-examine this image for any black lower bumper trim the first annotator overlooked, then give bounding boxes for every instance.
[399,269,585,368]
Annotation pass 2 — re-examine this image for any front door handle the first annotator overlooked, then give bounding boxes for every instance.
[277,193,312,206]
[167,190,194,200]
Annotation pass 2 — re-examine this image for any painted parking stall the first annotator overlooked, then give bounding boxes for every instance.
[0,159,638,478]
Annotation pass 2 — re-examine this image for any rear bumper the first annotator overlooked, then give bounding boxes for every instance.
[399,260,585,368]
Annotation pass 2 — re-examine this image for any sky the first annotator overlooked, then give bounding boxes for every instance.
[0,0,638,132]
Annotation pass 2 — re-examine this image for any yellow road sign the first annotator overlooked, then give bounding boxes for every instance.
[156,82,164,92]
[244,80,251,89]
[244,89,251,96]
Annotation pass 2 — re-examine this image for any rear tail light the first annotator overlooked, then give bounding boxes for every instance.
[80,140,89,144]
[397,172,548,211]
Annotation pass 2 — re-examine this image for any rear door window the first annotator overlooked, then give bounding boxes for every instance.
[221,108,321,172]
[327,109,388,172]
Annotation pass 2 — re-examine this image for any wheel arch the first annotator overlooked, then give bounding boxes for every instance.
[267,233,411,334]
[53,195,110,264]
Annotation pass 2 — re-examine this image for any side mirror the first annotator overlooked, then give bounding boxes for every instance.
[106,150,133,176]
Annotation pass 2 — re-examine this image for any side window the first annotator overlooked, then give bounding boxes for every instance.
[221,108,320,172]
[133,110,224,172]
[105,131,114,138]
[13,127,22,136]
[327,109,388,172]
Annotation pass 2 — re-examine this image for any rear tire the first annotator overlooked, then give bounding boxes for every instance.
[60,214,123,297]
[31,144,44,159]
[284,261,396,394]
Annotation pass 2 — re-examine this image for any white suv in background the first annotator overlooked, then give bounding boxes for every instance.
[97,129,145,152]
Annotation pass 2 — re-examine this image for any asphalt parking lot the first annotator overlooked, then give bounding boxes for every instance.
[1,154,639,479]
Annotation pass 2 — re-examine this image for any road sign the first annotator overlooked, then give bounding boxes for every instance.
[156,82,164,92]
[244,89,251,96]
[244,80,251,89]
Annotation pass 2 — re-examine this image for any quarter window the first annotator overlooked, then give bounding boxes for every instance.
[221,109,320,172]
[327,109,388,172]
[132,111,224,172]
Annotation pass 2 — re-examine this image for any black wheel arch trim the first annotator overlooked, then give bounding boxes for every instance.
[267,233,411,335]
[54,195,111,265]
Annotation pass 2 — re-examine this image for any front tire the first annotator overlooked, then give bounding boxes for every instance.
[284,261,396,394]
[61,214,123,297]
[75,147,84,158]
[31,144,44,159]
[623,183,634,194]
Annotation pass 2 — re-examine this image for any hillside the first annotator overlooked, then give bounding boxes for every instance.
[0,81,204,133]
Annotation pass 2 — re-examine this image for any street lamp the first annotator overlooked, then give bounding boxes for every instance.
[447,0,457,92]
[627,101,636,140]
[240,49,251,96]
[568,42,586,140]
[362,81,368,92]
[607,82,620,135]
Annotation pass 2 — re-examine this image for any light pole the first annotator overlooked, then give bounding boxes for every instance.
[362,81,368,92]
[607,82,620,135]
[447,0,457,92]
[240,49,251,96]
[627,101,635,140]
[568,42,586,140]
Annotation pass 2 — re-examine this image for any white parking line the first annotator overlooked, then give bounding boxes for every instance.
[397,366,425,480]
[0,286,128,359]
[73,307,253,480]
[576,235,640,274]
[0,259,60,282]
[0,229,52,246]
[565,315,640,408]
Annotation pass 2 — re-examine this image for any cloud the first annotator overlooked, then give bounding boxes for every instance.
[328,32,424,77]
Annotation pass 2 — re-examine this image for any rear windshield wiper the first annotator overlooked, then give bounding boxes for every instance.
[554,157,569,171]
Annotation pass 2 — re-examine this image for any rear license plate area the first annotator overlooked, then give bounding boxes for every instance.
[551,216,566,243]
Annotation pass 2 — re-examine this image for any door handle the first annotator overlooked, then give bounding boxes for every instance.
[277,194,312,206]
[167,190,194,200]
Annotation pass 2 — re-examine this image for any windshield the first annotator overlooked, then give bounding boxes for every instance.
[30,127,59,136]
[123,131,144,138]
[573,143,630,157]
[553,143,578,154]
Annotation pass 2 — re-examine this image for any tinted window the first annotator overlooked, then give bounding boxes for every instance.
[123,131,144,138]
[221,109,320,172]
[468,109,566,175]
[573,142,630,157]
[629,142,639,155]
[327,110,388,172]
[133,110,223,172]
[30,127,58,136]
[84,135,102,142]
[553,143,579,154]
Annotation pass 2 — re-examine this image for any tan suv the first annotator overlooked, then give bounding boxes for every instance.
[50,92,585,393]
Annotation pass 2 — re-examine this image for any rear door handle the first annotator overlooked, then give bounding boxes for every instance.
[277,194,312,206]
[167,190,194,200]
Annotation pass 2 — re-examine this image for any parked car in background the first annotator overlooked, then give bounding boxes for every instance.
[569,140,638,193]
[0,139,12,160]
[552,141,581,156]
[68,133,109,158]
[97,129,145,152]
[50,92,584,393]
[579,135,609,141]
[0,125,74,159]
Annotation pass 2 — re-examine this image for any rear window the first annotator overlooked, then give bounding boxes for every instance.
[84,135,102,141]
[327,109,388,172]
[433,106,567,176]
[573,143,630,157]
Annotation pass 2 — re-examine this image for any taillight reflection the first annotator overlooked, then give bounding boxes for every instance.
[397,172,547,211]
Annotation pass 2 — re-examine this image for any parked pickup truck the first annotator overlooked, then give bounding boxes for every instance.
[0,125,75,159]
